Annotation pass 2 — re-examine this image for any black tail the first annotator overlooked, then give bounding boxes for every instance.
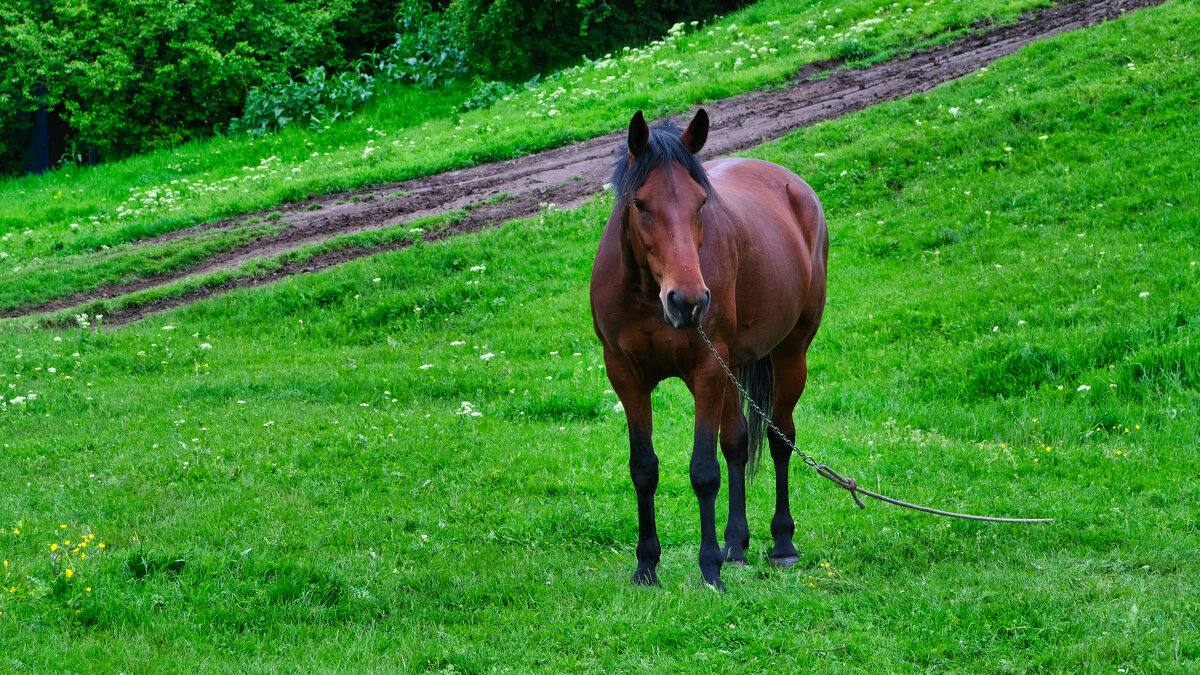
[739,355,774,482]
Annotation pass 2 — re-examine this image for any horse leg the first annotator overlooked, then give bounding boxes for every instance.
[719,393,750,565]
[767,346,811,568]
[605,352,661,585]
[687,365,729,590]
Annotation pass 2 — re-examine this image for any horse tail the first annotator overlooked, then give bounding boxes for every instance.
[740,355,774,482]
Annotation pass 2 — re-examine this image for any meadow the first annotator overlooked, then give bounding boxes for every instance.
[1,0,1198,672]
[0,0,1059,314]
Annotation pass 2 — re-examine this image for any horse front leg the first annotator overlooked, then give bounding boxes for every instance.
[605,351,661,586]
[688,366,729,590]
[720,393,750,565]
[629,416,661,586]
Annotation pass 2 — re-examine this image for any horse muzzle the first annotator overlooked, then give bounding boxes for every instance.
[663,288,711,328]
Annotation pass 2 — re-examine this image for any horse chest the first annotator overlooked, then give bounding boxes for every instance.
[612,321,699,380]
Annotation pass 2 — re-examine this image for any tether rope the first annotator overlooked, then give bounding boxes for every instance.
[695,323,1053,524]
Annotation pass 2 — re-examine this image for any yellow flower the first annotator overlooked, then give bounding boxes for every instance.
[98,543,105,548]
[81,553,86,559]
[12,528,18,535]
[65,569,73,578]
[50,543,59,551]
[1032,418,1038,423]
[65,540,71,545]
[1135,425,1141,430]
[86,587,91,592]
[60,524,67,529]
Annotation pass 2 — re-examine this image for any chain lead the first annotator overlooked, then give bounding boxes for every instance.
[696,324,821,472]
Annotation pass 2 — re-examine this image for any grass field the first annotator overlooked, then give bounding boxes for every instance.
[1,0,1198,672]
[0,0,1059,314]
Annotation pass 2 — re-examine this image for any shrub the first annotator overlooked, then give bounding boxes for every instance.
[230,1,467,135]
[444,0,750,82]
[0,0,401,173]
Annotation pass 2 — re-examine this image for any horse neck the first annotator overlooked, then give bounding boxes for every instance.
[616,210,660,295]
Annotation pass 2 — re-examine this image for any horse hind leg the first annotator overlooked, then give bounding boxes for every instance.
[766,345,812,568]
[721,355,772,564]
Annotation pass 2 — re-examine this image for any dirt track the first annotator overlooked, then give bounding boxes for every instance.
[13,0,1163,326]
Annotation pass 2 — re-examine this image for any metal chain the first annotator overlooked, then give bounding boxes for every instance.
[695,323,1053,524]
[696,324,822,473]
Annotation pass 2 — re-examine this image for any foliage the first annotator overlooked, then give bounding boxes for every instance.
[379,0,468,89]
[229,66,377,135]
[444,0,750,81]
[0,0,746,172]
[460,78,517,111]
[0,0,407,172]
[228,1,467,135]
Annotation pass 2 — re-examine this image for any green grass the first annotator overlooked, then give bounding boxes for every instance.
[1,1,1198,671]
[15,207,469,328]
[0,221,288,315]
[0,0,1056,312]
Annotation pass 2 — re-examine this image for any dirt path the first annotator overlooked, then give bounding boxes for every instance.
[12,0,1163,327]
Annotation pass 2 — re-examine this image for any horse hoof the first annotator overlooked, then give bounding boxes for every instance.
[704,577,728,593]
[768,555,800,569]
[723,546,748,566]
[631,569,660,587]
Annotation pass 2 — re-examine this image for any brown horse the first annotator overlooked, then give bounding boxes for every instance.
[590,109,828,590]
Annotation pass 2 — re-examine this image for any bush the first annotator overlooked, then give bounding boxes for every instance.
[0,0,749,173]
[230,1,466,135]
[0,0,400,173]
[444,0,750,82]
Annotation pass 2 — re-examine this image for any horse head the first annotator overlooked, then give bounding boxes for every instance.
[617,109,713,328]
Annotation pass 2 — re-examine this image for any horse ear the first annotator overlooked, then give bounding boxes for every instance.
[679,108,709,155]
[628,110,649,160]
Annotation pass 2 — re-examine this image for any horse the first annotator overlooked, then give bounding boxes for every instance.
[589,109,828,590]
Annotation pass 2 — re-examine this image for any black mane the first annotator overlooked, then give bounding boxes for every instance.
[612,121,713,204]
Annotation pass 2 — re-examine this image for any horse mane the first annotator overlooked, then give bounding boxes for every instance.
[611,121,713,204]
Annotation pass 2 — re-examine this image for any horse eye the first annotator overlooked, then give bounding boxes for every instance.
[631,199,646,213]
